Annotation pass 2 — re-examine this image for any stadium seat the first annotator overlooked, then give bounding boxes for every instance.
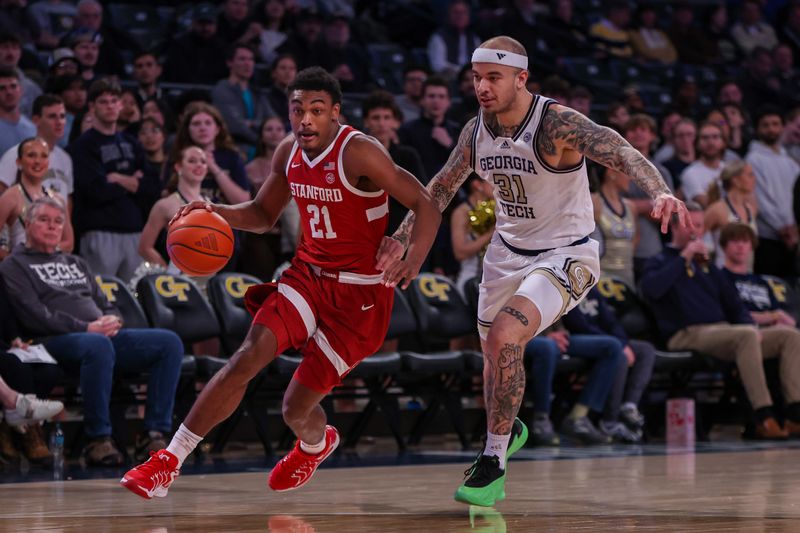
[366,43,407,93]
[94,275,149,330]
[403,274,470,448]
[107,4,166,50]
[207,272,262,356]
[762,275,800,324]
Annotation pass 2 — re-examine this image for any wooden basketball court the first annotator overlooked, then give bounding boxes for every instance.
[2,442,799,532]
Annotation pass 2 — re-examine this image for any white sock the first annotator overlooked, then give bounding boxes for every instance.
[299,435,326,455]
[483,431,509,469]
[166,424,203,468]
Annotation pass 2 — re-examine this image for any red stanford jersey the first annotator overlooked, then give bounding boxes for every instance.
[286,125,389,275]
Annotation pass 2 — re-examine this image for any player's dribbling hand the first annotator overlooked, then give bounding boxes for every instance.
[170,200,216,226]
[652,193,691,233]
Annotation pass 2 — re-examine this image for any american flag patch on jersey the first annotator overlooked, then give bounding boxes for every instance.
[324,162,336,171]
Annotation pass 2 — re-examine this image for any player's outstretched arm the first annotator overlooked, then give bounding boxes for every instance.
[379,117,478,266]
[172,137,294,233]
[344,136,442,288]
[540,104,691,232]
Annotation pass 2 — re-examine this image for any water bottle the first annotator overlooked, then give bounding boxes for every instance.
[50,423,64,480]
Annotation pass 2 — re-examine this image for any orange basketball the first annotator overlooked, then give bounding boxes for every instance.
[167,210,234,276]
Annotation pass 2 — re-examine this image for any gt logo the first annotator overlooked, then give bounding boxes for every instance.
[155,275,190,302]
[419,275,451,302]
[224,276,255,299]
[766,278,788,303]
[596,278,626,302]
[95,276,119,303]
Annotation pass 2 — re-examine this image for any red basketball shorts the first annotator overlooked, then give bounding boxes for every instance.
[244,259,393,394]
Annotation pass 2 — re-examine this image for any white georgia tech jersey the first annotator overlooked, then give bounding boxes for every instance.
[471,96,595,250]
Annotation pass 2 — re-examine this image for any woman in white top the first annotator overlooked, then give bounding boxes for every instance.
[704,160,759,267]
[592,166,638,286]
[451,173,494,296]
[0,137,73,259]
[138,146,208,268]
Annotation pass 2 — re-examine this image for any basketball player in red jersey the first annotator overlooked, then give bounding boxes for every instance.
[120,67,441,499]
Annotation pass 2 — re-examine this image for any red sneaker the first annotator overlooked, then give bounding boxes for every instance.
[119,449,180,499]
[268,425,340,492]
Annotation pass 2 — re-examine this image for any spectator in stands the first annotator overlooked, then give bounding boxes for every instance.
[0,95,72,202]
[593,166,637,287]
[63,28,101,83]
[718,79,745,107]
[667,4,716,65]
[252,0,290,66]
[705,3,739,64]
[537,0,591,57]
[704,160,759,268]
[499,0,538,59]
[740,47,784,112]
[720,223,800,438]
[139,146,208,269]
[426,0,480,81]
[361,90,426,235]
[653,111,683,164]
[48,48,80,80]
[0,269,64,464]
[605,102,630,133]
[642,203,795,439]
[132,52,165,110]
[396,65,427,124]
[0,196,184,465]
[0,0,40,48]
[138,117,166,189]
[782,107,800,164]
[622,84,645,115]
[563,287,656,443]
[568,86,593,118]
[117,90,141,133]
[68,78,159,282]
[773,44,800,100]
[141,99,170,132]
[217,0,253,44]
[74,0,135,78]
[163,3,228,85]
[747,106,799,279]
[541,75,571,104]
[451,173,494,296]
[276,7,324,70]
[448,63,479,129]
[241,116,286,279]
[671,75,703,120]
[169,102,250,207]
[317,12,371,93]
[680,121,726,207]
[589,1,633,59]
[731,0,778,57]
[622,114,675,279]
[0,68,36,155]
[49,74,85,148]
[212,44,275,158]
[721,103,751,157]
[0,137,73,258]
[527,322,620,445]
[778,2,800,58]
[705,108,745,163]
[27,0,76,50]
[629,3,677,65]
[662,118,696,190]
[265,53,296,127]
[398,76,459,182]
[0,32,41,117]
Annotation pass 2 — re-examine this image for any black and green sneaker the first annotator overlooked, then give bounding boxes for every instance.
[454,417,529,507]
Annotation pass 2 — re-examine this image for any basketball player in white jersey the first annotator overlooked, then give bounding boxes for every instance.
[377,36,690,507]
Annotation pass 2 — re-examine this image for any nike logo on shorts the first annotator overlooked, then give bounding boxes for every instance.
[361,304,374,311]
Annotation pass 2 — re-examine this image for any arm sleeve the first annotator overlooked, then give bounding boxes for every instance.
[0,262,89,335]
[640,253,687,301]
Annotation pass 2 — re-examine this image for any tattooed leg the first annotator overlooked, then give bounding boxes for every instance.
[482,298,541,435]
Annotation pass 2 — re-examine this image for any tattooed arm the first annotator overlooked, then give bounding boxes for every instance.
[538,104,690,231]
[376,117,478,285]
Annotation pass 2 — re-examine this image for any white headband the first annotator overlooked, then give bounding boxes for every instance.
[471,48,528,70]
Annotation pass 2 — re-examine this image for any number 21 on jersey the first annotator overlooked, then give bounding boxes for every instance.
[307,204,337,239]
